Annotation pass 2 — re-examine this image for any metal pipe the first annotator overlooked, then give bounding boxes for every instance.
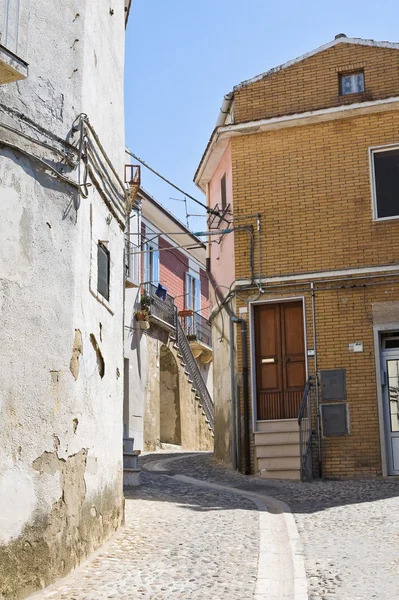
[232,317,251,475]
[311,282,322,477]
[229,317,237,470]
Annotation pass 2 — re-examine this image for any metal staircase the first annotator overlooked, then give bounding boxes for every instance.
[175,315,214,431]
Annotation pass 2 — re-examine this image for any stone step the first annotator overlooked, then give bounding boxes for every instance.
[256,419,299,433]
[258,468,300,481]
[254,431,300,445]
[255,444,300,459]
[123,454,139,470]
[257,456,300,471]
[123,437,135,453]
[123,468,140,487]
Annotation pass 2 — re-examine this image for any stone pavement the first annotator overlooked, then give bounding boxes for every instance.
[29,461,260,600]
[28,451,399,600]
[155,453,399,600]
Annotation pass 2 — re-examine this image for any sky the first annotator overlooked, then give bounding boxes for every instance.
[124,0,399,233]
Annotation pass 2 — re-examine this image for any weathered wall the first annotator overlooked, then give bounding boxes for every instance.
[142,330,213,452]
[0,1,126,597]
[211,306,235,465]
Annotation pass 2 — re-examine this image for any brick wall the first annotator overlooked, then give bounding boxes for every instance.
[159,236,188,313]
[233,280,399,477]
[232,110,399,281]
[234,42,399,123]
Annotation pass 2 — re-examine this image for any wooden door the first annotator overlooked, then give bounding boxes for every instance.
[254,301,306,420]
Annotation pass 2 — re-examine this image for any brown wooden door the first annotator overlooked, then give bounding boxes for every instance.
[254,301,306,420]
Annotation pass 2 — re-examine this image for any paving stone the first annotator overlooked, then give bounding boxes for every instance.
[157,452,399,600]
[29,465,259,599]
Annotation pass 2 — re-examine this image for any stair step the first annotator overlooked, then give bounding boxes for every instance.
[123,454,139,469]
[258,469,300,480]
[256,419,299,433]
[255,444,300,459]
[254,431,300,445]
[123,450,141,456]
[257,456,300,471]
[123,437,135,453]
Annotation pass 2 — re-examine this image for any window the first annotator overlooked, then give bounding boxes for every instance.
[97,243,110,300]
[371,146,399,220]
[143,241,159,288]
[185,272,201,330]
[220,174,227,210]
[339,71,365,96]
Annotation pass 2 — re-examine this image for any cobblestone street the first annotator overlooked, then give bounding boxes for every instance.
[29,452,399,600]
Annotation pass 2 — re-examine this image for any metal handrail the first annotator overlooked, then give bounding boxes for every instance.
[298,376,312,425]
[298,376,313,481]
[176,312,214,430]
[147,283,175,327]
[182,313,212,348]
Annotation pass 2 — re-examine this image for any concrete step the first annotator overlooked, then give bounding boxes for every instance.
[123,454,139,470]
[258,468,300,480]
[123,468,140,488]
[255,444,300,459]
[123,437,135,453]
[257,456,300,471]
[254,431,300,445]
[256,419,299,433]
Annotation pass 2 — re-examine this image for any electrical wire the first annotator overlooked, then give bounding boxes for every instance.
[126,148,221,216]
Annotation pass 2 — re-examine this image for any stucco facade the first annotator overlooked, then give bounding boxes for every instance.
[0,1,128,597]
[123,188,213,454]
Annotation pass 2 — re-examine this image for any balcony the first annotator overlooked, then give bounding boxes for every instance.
[147,283,176,331]
[0,0,29,84]
[181,314,212,363]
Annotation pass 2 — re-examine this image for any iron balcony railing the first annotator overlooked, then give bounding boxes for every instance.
[298,376,313,482]
[176,314,214,430]
[147,283,175,328]
[182,314,212,348]
[0,0,29,59]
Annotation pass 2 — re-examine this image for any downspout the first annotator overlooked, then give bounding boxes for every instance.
[232,316,251,475]
[311,282,322,477]
[229,317,237,470]
[215,92,234,128]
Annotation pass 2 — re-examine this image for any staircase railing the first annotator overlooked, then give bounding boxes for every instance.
[176,312,214,430]
[298,376,313,481]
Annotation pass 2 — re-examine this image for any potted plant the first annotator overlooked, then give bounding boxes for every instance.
[134,293,151,327]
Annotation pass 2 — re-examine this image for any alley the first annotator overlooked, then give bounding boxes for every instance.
[28,452,399,600]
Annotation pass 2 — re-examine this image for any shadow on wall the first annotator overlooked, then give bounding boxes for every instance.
[160,345,181,446]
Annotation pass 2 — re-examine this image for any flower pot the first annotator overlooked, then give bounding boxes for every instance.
[139,320,150,330]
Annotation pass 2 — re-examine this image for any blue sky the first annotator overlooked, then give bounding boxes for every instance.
[124,0,398,232]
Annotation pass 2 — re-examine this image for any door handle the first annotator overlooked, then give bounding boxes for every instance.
[283,356,291,363]
[261,357,277,364]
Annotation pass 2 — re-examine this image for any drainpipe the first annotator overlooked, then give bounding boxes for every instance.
[231,316,251,475]
[311,282,322,477]
[215,92,234,127]
[229,318,237,470]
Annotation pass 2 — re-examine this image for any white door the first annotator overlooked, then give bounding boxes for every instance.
[381,348,399,475]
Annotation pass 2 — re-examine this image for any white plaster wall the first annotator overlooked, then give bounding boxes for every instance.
[0,0,127,585]
[124,287,148,451]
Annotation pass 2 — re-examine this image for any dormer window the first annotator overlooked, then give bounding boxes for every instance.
[339,71,365,96]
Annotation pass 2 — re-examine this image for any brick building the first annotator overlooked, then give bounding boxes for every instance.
[123,186,213,463]
[195,35,399,479]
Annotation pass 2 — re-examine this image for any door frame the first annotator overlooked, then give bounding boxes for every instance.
[372,323,399,477]
[249,296,309,432]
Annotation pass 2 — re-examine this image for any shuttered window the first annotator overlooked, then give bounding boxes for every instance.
[97,243,110,300]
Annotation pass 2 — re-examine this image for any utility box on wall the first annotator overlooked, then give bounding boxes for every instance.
[320,369,346,401]
[321,403,349,437]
